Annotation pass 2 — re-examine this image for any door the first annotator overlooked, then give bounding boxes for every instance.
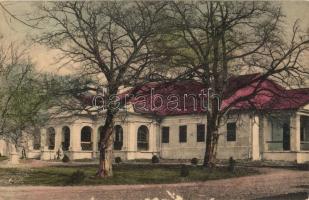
[283,123,290,150]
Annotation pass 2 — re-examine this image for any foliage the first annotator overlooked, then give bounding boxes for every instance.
[151,155,160,164]
[296,163,309,171]
[0,63,51,144]
[180,165,189,177]
[191,158,198,165]
[67,170,86,185]
[228,157,236,172]
[115,157,122,164]
[62,154,70,163]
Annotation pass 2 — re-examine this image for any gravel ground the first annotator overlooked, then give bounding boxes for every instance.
[0,168,308,200]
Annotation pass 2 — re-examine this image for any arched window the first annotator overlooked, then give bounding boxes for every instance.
[114,125,123,150]
[33,128,41,150]
[81,126,92,151]
[137,125,149,151]
[46,127,55,150]
[62,126,70,151]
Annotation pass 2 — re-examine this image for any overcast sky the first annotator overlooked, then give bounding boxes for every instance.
[0,1,309,77]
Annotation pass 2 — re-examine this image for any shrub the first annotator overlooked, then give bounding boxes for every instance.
[152,155,159,164]
[0,153,2,157]
[62,154,70,163]
[115,157,122,164]
[191,158,198,165]
[228,157,236,172]
[68,170,86,185]
[180,164,189,177]
[297,163,309,170]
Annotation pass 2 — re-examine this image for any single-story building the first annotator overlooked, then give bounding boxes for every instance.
[1,74,309,163]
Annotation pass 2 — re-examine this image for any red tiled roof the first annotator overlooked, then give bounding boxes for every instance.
[123,74,309,116]
[78,74,309,116]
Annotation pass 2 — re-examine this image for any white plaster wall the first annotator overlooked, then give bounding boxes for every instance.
[160,114,207,159]
[216,113,252,160]
[263,152,296,162]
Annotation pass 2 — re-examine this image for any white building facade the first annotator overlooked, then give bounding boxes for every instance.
[1,76,309,163]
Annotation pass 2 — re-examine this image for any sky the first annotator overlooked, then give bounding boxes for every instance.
[0,1,309,79]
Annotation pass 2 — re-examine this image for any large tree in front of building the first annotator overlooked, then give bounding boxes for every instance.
[34,2,167,177]
[159,2,309,166]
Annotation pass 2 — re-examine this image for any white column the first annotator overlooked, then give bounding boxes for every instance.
[252,115,260,160]
[55,126,62,151]
[122,122,128,151]
[263,116,270,152]
[127,123,136,151]
[290,113,301,152]
[93,126,98,152]
[70,124,81,151]
[150,123,157,152]
[40,128,47,151]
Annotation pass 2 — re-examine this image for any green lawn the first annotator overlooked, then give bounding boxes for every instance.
[0,164,258,186]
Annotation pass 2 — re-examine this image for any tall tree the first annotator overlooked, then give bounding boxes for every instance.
[34,1,167,177]
[160,1,309,166]
[0,41,51,150]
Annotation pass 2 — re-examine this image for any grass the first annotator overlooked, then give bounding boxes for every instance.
[0,164,258,186]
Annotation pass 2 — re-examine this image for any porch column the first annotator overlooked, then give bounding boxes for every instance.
[127,123,136,152]
[93,126,98,152]
[150,123,158,153]
[40,128,47,151]
[262,116,271,152]
[290,113,301,152]
[70,124,81,151]
[122,122,128,151]
[54,126,62,151]
[251,115,260,160]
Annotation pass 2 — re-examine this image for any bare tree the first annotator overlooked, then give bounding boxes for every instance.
[33,1,167,177]
[159,1,309,166]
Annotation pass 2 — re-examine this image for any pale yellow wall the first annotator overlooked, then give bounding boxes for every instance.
[160,114,207,159]
[216,113,252,160]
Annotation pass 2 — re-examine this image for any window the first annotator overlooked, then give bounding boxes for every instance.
[33,128,41,150]
[46,127,55,150]
[227,123,236,141]
[162,127,169,143]
[197,124,205,142]
[179,125,187,143]
[114,125,123,150]
[81,126,92,150]
[61,126,70,151]
[137,125,149,151]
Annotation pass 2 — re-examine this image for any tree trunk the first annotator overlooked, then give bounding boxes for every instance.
[203,117,219,167]
[96,115,114,177]
[203,124,213,167]
[97,146,113,177]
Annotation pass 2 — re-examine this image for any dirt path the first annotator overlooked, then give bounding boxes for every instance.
[0,168,308,200]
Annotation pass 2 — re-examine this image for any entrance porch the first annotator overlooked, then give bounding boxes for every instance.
[263,113,309,163]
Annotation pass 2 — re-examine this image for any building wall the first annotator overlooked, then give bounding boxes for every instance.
[216,113,252,160]
[159,113,253,160]
[9,105,309,163]
[159,114,207,159]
